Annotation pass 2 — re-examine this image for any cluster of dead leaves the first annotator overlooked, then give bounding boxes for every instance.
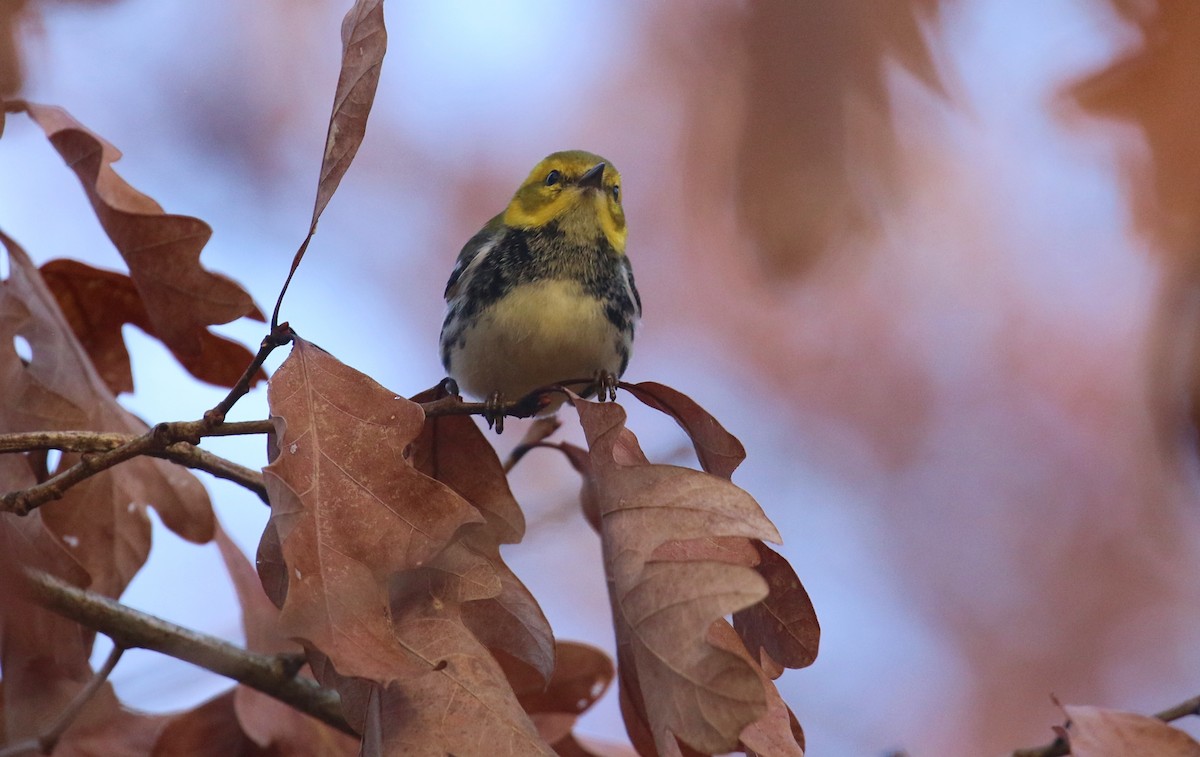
[0,95,266,750]
[251,338,820,755]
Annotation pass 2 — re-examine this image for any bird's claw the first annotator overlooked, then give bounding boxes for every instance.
[485,391,506,434]
[593,370,619,402]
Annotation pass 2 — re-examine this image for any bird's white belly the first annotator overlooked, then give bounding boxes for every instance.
[449,279,624,401]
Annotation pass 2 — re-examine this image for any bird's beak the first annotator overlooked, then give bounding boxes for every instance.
[578,162,606,191]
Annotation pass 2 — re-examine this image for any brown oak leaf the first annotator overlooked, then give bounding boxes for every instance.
[275,0,387,325]
[41,259,264,395]
[261,341,552,755]
[733,540,819,677]
[213,524,357,756]
[410,385,555,683]
[570,395,782,756]
[0,231,214,575]
[622,381,746,478]
[16,102,261,362]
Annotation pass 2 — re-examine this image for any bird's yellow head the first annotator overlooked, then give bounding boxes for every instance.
[502,150,626,253]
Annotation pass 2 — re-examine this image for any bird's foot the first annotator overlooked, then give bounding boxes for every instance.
[484,391,506,434]
[440,377,460,398]
[593,369,619,402]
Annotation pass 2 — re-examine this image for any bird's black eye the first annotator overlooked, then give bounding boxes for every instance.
[611,184,620,202]
[545,169,562,186]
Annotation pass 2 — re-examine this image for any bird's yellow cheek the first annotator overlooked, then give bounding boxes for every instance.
[593,194,627,253]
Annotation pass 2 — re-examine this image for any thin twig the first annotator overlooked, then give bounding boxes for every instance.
[152,444,267,503]
[1011,694,1200,757]
[0,645,125,757]
[23,568,354,737]
[204,323,293,426]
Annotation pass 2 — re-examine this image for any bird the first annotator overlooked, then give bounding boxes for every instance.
[439,150,641,432]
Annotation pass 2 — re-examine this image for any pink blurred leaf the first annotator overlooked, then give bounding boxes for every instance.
[1061,703,1200,757]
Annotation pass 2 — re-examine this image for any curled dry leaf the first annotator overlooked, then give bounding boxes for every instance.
[1060,703,1200,757]
[0,231,214,581]
[623,384,820,677]
[41,259,265,395]
[570,395,784,756]
[622,381,745,478]
[410,385,555,683]
[311,0,387,226]
[275,0,387,326]
[261,342,551,755]
[497,640,615,747]
[707,621,804,757]
[17,102,262,363]
[733,540,820,676]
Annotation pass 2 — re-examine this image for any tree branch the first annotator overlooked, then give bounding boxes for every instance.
[0,430,267,503]
[0,644,125,757]
[22,568,355,737]
[1011,695,1200,757]
[0,379,600,515]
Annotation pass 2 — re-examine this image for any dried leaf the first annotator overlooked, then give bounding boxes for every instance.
[41,259,264,394]
[650,536,760,566]
[17,103,261,360]
[152,691,267,757]
[214,525,358,755]
[262,342,551,754]
[312,0,387,226]
[0,231,214,572]
[275,0,388,326]
[356,640,555,757]
[0,506,92,738]
[1061,703,1200,757]
[36,683,167,757]
[622,382,745,478]
[410,386,555,682]
[262,338,482,682]
[571,396,782,756]
[0,232,211,737]
[707,621,804,757]
[498,641,615,745]
[733,540,819,675]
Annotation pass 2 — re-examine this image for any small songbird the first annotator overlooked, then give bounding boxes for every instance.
[439,150,641,431]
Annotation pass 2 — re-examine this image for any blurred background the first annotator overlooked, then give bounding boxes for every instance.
[3,0,1200,754]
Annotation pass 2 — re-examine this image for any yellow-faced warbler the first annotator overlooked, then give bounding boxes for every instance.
[440,150,641,430]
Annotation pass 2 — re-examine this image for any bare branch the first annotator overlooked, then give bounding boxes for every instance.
[1011,695,1200,757]
[22,568,354,737]
[0,645,125,757]
[152,444,267,503]
[0,431,267,502]
[203,323,294,426]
